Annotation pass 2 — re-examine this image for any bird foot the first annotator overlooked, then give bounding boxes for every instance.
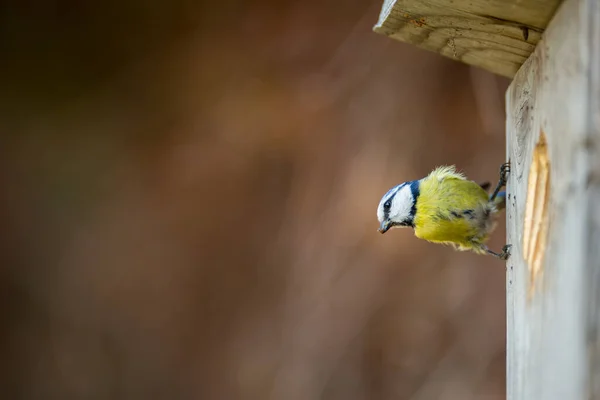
[490,162,510,202]
[486,244,512,260]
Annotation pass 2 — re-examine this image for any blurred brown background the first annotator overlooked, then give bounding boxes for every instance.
[0,0,510,399]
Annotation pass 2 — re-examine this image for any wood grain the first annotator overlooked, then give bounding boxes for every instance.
[506,0,600,398]
[373,0,563,78]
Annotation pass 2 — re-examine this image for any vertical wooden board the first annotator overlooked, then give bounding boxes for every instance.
[506,0,600,398]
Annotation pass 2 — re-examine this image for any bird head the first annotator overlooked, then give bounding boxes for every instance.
[377,180,419,234]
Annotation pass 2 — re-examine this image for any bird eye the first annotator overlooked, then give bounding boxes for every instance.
[384,200,391,209]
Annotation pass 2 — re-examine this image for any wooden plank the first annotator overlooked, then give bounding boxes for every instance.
[505,0,600,398]
[373,0,563,78]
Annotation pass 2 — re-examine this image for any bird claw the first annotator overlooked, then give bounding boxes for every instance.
[490,162,510,203]
[499,162,511,186]
[498,244,512,260]
[486,244,512,260]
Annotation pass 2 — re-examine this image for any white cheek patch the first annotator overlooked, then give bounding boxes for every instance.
[377,182,416,224]
[390,185,414,221]
[377,184,404,222]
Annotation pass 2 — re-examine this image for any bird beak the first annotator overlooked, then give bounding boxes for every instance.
[378,220,391,234]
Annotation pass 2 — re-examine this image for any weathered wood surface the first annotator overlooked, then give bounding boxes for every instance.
[373,0,563,78]
[506,0,600,397]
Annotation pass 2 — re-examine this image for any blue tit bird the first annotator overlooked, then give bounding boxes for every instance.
[377,163,511,260]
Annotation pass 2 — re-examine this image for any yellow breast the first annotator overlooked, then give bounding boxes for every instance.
[413,166,493,250]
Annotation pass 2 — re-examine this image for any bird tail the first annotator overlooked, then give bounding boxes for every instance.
[491,191,506,211]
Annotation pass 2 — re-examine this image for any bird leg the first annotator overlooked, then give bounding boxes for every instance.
[489,162,510,203]
[485,244,512,260]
